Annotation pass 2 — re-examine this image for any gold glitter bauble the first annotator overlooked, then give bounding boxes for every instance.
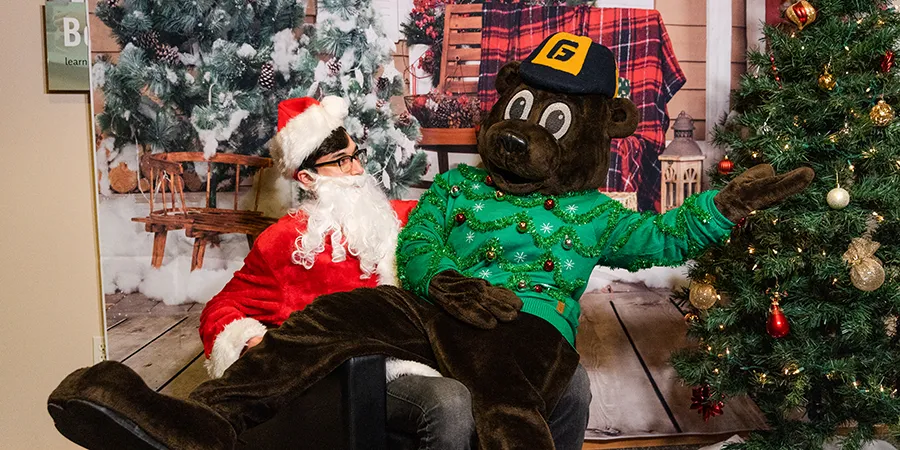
[870,100,894,127]
[689,280,718,310]
[817,69,836,91]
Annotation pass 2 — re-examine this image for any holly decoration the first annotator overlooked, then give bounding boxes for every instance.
[690,384,725,422]
[766,289,790,338]
[259,62,275,90]
[785,0,817,31]
[717,155,734,175]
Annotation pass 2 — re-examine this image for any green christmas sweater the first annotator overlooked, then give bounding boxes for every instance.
[397,165,734,346]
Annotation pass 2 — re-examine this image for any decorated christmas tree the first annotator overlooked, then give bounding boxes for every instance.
[671,1,900,448]
[94,0,423,198]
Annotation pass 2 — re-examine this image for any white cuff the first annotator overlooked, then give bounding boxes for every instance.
[205,318,268,378]
[385,357,442,383]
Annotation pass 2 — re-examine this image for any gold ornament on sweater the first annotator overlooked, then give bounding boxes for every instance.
[870,99,894,127]
[842,237,885,291]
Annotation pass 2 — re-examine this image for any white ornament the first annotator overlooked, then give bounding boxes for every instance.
[827,187,850,209]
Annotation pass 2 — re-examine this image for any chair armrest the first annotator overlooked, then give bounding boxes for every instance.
[236,355,387,450]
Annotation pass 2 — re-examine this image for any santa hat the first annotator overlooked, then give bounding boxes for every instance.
[271,96,349,179]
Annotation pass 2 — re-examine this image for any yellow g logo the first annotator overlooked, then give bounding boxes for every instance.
[530,33,592,76]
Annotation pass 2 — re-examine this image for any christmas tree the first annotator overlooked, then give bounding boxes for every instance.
[94,0,423,198]
[671,1,900,448]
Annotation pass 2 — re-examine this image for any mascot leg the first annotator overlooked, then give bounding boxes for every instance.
[49,286,438,449]
[427,312,580,450]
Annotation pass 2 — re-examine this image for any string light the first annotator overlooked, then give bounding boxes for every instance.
[748,246,756,254]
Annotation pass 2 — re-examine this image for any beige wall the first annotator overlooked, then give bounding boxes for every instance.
[0,2,104,449]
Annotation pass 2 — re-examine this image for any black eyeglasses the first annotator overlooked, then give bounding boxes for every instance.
[311,148,368,173]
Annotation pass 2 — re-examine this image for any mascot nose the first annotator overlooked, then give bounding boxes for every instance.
[499,132,528,154]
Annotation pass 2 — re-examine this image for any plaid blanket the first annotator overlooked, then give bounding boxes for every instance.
[478,5,686,212]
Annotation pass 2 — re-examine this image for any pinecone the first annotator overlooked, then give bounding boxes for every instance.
[377,77,389,92]
[397,112,413,127]
[107,0,118,7]
[259,62,275,90]
[433,100,461,128]
[326,58,341,76]
[361,126,369,142]
[376,99,386,109]
[135,31,160,51]
[157,45,180,65]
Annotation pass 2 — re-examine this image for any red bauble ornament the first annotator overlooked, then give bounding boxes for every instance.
[485,175,494,186]
[455,213,466,224]
[544,198,556,210]
[533,284,544,293]
[785,1,817,30]
[882,51,895,73]
[543,259,555,272]
[717,156,734,175]
[690,384,725,422]
[767,302,790,338]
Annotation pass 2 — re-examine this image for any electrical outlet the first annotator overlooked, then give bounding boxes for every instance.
[93,336,107,364]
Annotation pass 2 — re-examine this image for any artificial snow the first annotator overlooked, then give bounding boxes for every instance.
[185,72,195,84]
[165,68,179,84]
[95,137,116,197]
[195,109,250,158]
[271,28,300,80]
[237,43,257,58]
[583,265,690,293]
[91,59,107,88]
[98,195,250,305]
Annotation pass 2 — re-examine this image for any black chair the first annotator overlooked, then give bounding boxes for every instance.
[236,355,420,450]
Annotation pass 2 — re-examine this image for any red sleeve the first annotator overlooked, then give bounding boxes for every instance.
[198,241,284,358]
[391,199,419,226]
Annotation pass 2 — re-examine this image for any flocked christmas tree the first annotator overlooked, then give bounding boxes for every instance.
[94,0,424,199]
[671,1,900,449]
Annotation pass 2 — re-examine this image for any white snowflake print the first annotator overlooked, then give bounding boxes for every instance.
[478,269,492,279]
[465,232,475,243]
[471,183,481,190]
[540,223,554,234]
[563,259,575,271]
[565,205,579,214]
[473,202,485,212]
[514,252,527,263]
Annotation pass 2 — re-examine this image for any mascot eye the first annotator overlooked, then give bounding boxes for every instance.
[539,103,572,139]
[504,90,534,120]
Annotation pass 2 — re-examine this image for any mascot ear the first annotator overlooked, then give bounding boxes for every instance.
[606,98,640,138]
[495,61,522,96]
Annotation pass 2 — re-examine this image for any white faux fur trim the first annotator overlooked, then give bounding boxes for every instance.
[385,357,442,383]
[277,96,349,171]
[205,318,269,378]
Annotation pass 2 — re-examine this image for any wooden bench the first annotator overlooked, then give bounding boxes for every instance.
[132,152,278,271]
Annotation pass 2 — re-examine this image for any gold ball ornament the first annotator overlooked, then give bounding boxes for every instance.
[785,0,817,30]
[817,68,836,91]
[827,187,850,209]
[689,278,719,310]
[870,100,894,127]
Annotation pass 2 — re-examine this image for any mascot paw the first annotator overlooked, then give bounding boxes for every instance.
[429,270,523,329]
[714,164,814,222]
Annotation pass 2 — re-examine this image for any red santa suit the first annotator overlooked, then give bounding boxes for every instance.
[200,199,427,378]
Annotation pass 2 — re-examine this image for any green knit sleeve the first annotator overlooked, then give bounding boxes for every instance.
[597,190,734,271]
[396,172,459,298]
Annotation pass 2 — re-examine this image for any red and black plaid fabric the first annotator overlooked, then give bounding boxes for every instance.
[478,5,686,212]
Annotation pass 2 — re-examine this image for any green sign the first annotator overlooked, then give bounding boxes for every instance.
[45,0,90,92]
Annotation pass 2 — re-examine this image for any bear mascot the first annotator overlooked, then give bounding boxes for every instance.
[48,32,813,450]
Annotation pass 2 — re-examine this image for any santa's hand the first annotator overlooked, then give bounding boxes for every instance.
[428,270,523,329]
[240,335,264,357]
[714,164,814,222]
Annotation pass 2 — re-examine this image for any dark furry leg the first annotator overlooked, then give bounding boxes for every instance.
[427,312,580,450]
[190,285,440,435]
[48,361,236,450]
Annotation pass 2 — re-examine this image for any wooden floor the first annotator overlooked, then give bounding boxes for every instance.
[104,284,766,447]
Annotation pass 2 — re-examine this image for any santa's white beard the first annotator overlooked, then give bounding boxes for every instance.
[291,173,400,284]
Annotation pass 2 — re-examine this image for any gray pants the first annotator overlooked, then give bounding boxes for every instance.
[386,364,591,450]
